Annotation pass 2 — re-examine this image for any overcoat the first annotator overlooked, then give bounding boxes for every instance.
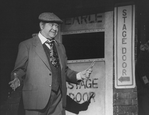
[11,35,78,110]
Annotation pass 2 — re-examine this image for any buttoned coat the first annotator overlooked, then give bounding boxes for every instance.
[11,34,78,110]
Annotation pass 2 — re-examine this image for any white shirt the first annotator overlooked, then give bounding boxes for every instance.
[38,32,52,49]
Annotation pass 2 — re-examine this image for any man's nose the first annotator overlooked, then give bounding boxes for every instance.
[52,25,58,30]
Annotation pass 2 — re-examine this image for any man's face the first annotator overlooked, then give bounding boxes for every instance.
[40,22,59,39]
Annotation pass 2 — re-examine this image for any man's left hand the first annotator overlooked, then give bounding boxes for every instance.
[77,61,95,81]
[80,67,93,80]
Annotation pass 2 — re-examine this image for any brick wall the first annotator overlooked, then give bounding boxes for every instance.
[113,88,138,115]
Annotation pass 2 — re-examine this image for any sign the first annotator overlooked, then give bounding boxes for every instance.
[114,5,136,88]
[66,61,105,115]
[62,13,105,32]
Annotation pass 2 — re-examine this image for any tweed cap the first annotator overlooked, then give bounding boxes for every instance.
[38,12,63,23]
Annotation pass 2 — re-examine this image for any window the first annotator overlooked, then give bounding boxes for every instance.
[62,32,104,60]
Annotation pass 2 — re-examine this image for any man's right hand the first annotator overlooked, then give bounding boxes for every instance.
[9,77,20,91]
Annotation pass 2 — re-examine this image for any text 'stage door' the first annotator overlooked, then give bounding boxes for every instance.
[66,61,105,115]
[62,11,113,115]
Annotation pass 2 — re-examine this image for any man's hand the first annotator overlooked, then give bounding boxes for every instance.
[80,68,93,80]
[79,61,95,80]
[9,73,20,91]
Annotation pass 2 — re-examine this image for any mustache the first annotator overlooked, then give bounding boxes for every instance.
[49,29,57,33]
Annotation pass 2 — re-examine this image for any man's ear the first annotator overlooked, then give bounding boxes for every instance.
[39,22,44,30]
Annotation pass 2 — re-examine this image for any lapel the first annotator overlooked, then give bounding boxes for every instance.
[32,35,63,71]
[33,35,51,71]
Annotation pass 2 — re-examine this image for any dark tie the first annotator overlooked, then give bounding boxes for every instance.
[45,40,60,67]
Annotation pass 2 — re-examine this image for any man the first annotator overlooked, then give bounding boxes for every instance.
[9,12,93,115]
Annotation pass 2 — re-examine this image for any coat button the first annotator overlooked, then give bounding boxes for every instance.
[49,73,52,76]
[49,85,52,87]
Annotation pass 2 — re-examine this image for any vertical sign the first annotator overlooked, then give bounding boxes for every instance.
[114,5,136,88]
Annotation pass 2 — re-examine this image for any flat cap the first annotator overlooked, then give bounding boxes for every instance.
[38,12,63,24]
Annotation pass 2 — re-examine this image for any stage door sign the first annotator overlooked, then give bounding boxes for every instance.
[66,61,105,115]
[114,5,136,88]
